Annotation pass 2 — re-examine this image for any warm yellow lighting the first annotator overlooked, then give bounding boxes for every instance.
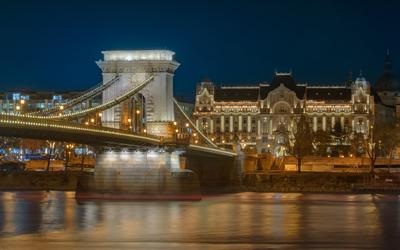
[136,110,140,114]
[20,99,25,105]
[193,133,197,137]
[267,144,271,148]
[222,140,225,143]
[127,118,132,123]
[59,105,64,110]
[143,129,147,133]
[185,123,189,127]
[15,105,20,111]
[195,140,198,144]
[211,138,215,141]
[175,129,179,133]
[98,113,102,117]
[173,121,177,126]
[90,118,95,123]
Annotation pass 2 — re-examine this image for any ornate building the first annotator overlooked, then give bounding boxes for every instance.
[193,72,374,155]
[374,50,400,120]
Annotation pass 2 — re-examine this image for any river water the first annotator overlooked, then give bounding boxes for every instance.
[0,192,399,249]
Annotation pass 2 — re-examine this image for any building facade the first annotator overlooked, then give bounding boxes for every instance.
[0,90,93,114]
[193,72,374,155]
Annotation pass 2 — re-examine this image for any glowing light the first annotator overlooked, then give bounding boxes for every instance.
[136,110,140,114]
[103,50,174,61]
[127,118,132,123]
[185,123,189,127]
[143,129,147,133]
[59,105,64,110]
[98,113,102,117]
[222,140,225,143]
[20,99,25,105]
[15,106,20,111]
[195,140,198,144]
[90,118,95,123]
[173,121,177,126]
[175,129,179,133]
[85,122,89,125]
[193,133,197,137]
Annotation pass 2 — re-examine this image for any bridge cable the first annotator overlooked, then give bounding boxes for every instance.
[172,97,219,149]
[23,75,154,119]
[28,76,120,115]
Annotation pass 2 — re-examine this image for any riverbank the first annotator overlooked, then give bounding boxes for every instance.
[241,172,400,193]
[0,172,81,191]
[1,171,399,195]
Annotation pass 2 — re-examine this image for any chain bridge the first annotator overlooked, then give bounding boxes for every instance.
[0,50,236,158]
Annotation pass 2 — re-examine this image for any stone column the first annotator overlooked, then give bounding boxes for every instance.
[322,116,326,131]
[269,119,273,135]
[210,119,214,134]
[196,119,199,129]
[229,115,233,133]
[352,119,355,132]
[221,115,225,133]
[247,115,251,133]
[341,116,345,129]
[257,119,261,136]
[238,115,242,131]
[331,116,335,129]
[313,116,317,132]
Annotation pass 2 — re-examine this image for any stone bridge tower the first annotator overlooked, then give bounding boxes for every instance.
[96,50,179,137]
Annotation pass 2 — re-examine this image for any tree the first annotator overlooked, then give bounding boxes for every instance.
[312,129,331,156]
[292,115,313,172]
[363,119,394,174]
[379,118,400,172]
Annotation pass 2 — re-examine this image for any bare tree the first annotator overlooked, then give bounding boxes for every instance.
[312,129,331,156]
[293,115,313,172]
[380,118,400,172]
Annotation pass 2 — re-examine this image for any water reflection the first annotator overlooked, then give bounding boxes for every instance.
[0,192,399,249]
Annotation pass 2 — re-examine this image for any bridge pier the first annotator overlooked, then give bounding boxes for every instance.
[76,149,201,200]
[181,152,242,190]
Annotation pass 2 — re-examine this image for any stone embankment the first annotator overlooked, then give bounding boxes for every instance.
[242,172,400,193]
[0,172,80,191]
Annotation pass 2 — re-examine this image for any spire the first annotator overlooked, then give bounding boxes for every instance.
[384,49,392,72]
[346,70,353,87]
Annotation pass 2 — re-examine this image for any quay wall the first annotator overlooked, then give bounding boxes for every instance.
[0,172,79,191]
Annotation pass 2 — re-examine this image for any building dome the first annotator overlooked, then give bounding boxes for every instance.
[376,51,400,92]
[354,73,368,90]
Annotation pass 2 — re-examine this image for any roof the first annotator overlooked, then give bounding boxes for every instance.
[375,51,400,92]
[214,87,259,101]
[270,73,297,90]
[259,83,306,99]
[307,87,351,101]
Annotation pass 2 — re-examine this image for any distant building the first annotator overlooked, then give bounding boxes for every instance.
[374,51,400,121]
[0,90,100,113]
[193,71,374,155]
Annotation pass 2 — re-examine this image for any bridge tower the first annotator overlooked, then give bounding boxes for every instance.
[96,50,179,137]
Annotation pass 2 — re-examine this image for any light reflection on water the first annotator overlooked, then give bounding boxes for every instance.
[0,191,399,249]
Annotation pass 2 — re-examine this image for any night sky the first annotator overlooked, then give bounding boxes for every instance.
[1,0,399,101]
